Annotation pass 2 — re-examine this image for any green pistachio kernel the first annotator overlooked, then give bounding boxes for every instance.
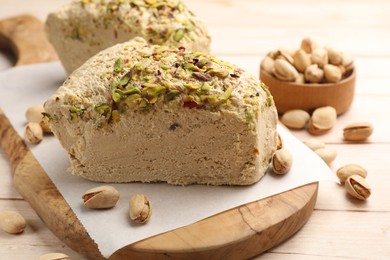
[165,90,181,101]
[142,83,166,97]
[69,106,83,113]
[173,28,185,42]
[219,87,233,102]
[184,82,199,91]
[207,68,230,79]
[122,86,140,95]
[95,104,112,118]
[114,58,123,73]
[112,91,123,103]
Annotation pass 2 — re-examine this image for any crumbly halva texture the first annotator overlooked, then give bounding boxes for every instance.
[44,39,278,185]
[45,0,211,74]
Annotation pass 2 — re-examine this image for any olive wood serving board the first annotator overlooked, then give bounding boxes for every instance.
[0,15,318,259]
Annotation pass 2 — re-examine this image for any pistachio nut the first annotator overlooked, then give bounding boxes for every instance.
[280,109,310,129]
[326,47,343,65]
[338,64,346,76]
[324,64,342,83]
[129,194,152,224]
[304,64,324,83]
[24,122,43,144]
[336,164,367,184]
[304,138,326,151]
[266,50,279,59]
[345,175,371,200]
[37,253,70,260]
[275,49,294,64]
[343,122,373,141]
[82,186,120,209]
[276,132,283,150]
[25,105,44,123]
[260,56,275,75]
[308,106,337,135]
[0,211,26,234]
[272,148,293,174]
[311,47,329,68]
[315,148,337,164]
[293,49,311,72]
[40,120,52,134]
[341,53,354,72]
[301,37,319,53]
[295,73,305,84]
[274,59,299,82]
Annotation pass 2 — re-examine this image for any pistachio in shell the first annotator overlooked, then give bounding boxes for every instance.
[308,106,337,135]
[336,164,367,184]
[280,109,310,129]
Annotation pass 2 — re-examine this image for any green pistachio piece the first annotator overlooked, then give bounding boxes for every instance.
[165,90,181,101]
[173,28,185,42]
[196,58,208,68]
[219,87,233,102]
[122,87,140,95]
[125,94,141,108]
[200,94,219,104]
[70,113,79,122]
[161,64,170,70]
[134,59,151,71]
[183,20,194,31]
[184,82,199,91]
[112,91,123,103]
[207,68,230,79]
[95,104,112,118]
[142,83,166,97]
[114,58,123,73]
[69,106,83,113]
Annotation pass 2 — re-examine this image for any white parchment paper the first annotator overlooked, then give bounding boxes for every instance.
[0,62,338,257]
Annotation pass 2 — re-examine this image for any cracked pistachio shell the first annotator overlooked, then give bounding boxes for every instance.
[261,56,275,75]
[311,47,329,68]
[37,253,70,260]
[280,109,310,129]
[345,175,371,200]
[315,148,337,164]
[25,105,44,123]
[272,149,293,174]
[308,106,337,135]
[293,49,312,73]
[343,122,373,141]
[129,194,152,224]
[274,59,299,82]
[336,164,367,184]
[82,186,120,209]
[304,138,326,151]
[0,211,26,234]
[301,37,319,53]
[276,132,284,150]
[326,47,343,65]
[304,64,324,83]
[324,64,342,83]
[24,122,43,144]
[275,49,295,64]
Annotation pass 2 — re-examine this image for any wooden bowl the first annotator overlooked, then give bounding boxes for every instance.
[260,68,356,115]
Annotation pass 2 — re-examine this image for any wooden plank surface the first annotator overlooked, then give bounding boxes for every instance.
[1,0,390,259]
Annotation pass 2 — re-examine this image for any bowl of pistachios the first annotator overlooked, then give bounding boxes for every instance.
[260,38,356,115]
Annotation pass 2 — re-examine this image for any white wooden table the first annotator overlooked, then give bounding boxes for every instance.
[1,0,389,259]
